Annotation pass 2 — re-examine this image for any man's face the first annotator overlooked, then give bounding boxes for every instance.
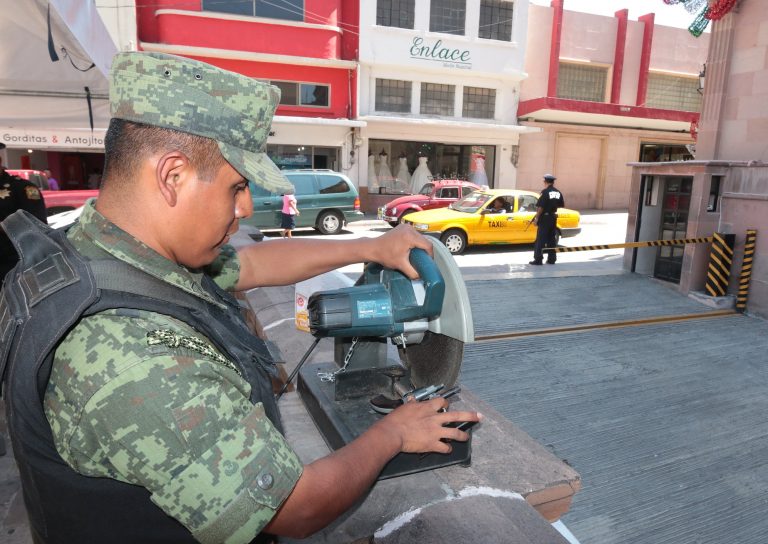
[172,161,253,268]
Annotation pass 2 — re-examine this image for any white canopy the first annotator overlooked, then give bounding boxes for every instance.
[0,0,117,145]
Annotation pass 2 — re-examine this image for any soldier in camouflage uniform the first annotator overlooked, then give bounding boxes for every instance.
[0,147,48,284]
[2,52,480,544]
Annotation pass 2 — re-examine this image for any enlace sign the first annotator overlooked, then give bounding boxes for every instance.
[409,37,472,69]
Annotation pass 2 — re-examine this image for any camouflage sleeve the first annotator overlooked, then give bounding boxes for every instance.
[45,311,302,544]
[205,243,241,290]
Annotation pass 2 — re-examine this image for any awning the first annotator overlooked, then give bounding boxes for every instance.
[0,0,117,144]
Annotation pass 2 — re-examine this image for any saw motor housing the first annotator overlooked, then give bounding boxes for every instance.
[297,237,474,479]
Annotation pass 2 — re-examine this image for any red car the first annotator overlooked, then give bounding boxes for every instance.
[6,169,99,215]
[377,180,481,227]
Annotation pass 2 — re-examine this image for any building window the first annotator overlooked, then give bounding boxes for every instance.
[271,81,329,107]
[557,62,608,102]
[462,87,496,119]
[429,0,465,35]
[376,79,412,113]
[479,0,513,41]
[201,0,304,21]
[421,83,455,116]
[708,175,723,212]
[645,73,702,112]
[377,0,415,29]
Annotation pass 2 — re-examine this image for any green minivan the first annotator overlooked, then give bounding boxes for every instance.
[243,170,365,235]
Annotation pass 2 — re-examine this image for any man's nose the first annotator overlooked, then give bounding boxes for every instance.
[236,187,254,218]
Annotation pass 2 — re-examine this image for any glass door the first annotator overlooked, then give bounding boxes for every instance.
[653,176,692,283]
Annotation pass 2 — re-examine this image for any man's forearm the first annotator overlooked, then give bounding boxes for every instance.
[265,421,401,537]
[236,237,375,289]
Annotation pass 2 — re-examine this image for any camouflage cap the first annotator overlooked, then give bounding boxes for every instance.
[109,51,292,194]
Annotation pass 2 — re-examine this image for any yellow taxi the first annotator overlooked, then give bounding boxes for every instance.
[403,189,581,254]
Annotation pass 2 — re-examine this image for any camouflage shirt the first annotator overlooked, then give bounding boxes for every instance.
[44,202,303,544]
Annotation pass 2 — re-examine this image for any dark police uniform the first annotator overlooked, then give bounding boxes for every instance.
[0,168,48,283]
[531,177,564,264]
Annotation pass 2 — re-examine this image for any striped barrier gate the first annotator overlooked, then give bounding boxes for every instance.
[705,233,735,297]
[736,229,758,312]
[543,236,714,254]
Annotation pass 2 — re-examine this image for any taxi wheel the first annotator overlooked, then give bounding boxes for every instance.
[316,211,343,235]
[440,229,467,255]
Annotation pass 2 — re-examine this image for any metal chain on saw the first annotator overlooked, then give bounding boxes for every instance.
[318,337,359,382]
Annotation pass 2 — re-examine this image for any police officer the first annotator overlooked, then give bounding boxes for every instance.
[0,52,479,544]
[529,174,564,265]
[0,146,48,284]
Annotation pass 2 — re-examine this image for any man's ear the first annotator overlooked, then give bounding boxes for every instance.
[155,151,189,207]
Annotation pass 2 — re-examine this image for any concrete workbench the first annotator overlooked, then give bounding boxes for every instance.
[244,285,581,544]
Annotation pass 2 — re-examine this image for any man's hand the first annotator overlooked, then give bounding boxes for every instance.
[366,224,434,280]
[374,398,482,454]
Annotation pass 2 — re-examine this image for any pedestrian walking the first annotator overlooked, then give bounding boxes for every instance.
[281,188,300,237]
[530,174,565,265]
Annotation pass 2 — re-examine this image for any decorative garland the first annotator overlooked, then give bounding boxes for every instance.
[705,0,739,20]
[663,0,739,36]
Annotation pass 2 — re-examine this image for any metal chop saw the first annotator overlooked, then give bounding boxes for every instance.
[296,237,474,479]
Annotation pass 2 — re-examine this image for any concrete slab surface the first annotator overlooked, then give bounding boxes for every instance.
[462,314,768,544]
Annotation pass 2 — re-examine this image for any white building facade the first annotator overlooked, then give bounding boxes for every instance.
[355,0,534,212]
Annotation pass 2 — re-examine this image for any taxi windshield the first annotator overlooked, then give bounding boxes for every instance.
[418,183,434,195]
[450,192,492,213]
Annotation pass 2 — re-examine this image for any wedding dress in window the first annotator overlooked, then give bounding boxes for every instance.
[367,152,379,193]
[469,152,489,186]
[410,156,433,193]
[395,156,411,193]
[377,151,395,193]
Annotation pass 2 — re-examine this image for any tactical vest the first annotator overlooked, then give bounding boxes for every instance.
[0,210,281,544]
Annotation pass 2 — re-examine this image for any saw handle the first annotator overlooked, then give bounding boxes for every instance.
[408,248,445,319]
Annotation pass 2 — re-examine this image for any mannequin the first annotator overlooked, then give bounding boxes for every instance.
[410,154,433,194]
[395,153,411,193]
[367,149,379,192]
[469,147,489,186]
[377,149,395,193]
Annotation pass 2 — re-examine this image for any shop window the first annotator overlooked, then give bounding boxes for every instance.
[645,73,702,112]
[708,175,723,212]
[429,0,465,35]
[271,81,329,108]
[556,62,608,102]
[375,79,412,113]
[462,86,496,119]
[639,143,694,162]
[421,83,455,116]
[377,0,415,29]
[479,0,513,41]
[202,0,304,21]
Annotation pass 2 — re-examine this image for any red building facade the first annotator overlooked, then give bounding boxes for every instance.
[137,0,362,173]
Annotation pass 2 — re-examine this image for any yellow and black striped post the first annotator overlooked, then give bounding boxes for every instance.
[736,229,757,312]
[705,232,735,297]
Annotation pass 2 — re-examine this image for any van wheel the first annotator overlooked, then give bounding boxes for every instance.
[316,211,343,235]
[440,229,467,255]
